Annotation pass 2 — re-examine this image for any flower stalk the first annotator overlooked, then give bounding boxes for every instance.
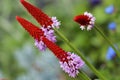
[94,25,120,58]
[79,71,91,80]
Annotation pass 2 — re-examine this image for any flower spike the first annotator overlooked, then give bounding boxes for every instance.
[74,12,95,30]
[20,0,53,27]
[42,37,84,77]
[16,16,57,51]
[16,16,44,41]
[20,0,60,28]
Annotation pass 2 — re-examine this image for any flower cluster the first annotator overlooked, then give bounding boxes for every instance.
[42,37,84,77]
[16,0,84,77]
[59,52,84,77]
[74,12,95,30]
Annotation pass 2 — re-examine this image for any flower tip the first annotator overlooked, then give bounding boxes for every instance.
[16,16,23,22]
[16,16,20,21]
[73,16,79,22]
[16,16,18,19]
[20,0,25,3]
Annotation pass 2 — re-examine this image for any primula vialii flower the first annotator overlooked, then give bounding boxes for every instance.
[20,0,60,28]
[74,12,95,30]
[42,37,84,77]
[18,0,60,51]
[16,16,56,51]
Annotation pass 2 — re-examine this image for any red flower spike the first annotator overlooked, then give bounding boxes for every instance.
[42,37,84,77]
[42,37,68,62]
[20,0,53,27]
[74,15,91,26]
[74,12,95,30]
[16,16,44,41]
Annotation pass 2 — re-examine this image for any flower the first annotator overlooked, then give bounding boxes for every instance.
[74,12,95,30]
[105,5,114,14]
[108,22,116,30]
[106,47,116,60]
[51,17,61,29]
[16,16,56,51]
[42,37,84,77]
[20,0,60,28]
[89,0,102,7]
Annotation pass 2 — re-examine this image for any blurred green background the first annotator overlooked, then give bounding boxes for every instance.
[0,0,120,80]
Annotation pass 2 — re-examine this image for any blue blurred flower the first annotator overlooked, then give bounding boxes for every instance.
[105,5,114,14]
[108,22,116,30]
[89,0,102,6]
[106,47,116,60]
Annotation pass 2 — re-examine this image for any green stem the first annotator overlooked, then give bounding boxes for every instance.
[79,71,91,80]
[54,28,107,80]
[94,25,120,58]
[77,72,87,80]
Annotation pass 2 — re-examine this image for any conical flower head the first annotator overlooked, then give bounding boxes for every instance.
[16,16,44,41]
[74,12,95,30]
[20,0,60,28]
[16,16,56,51]
[42,37,84,77]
